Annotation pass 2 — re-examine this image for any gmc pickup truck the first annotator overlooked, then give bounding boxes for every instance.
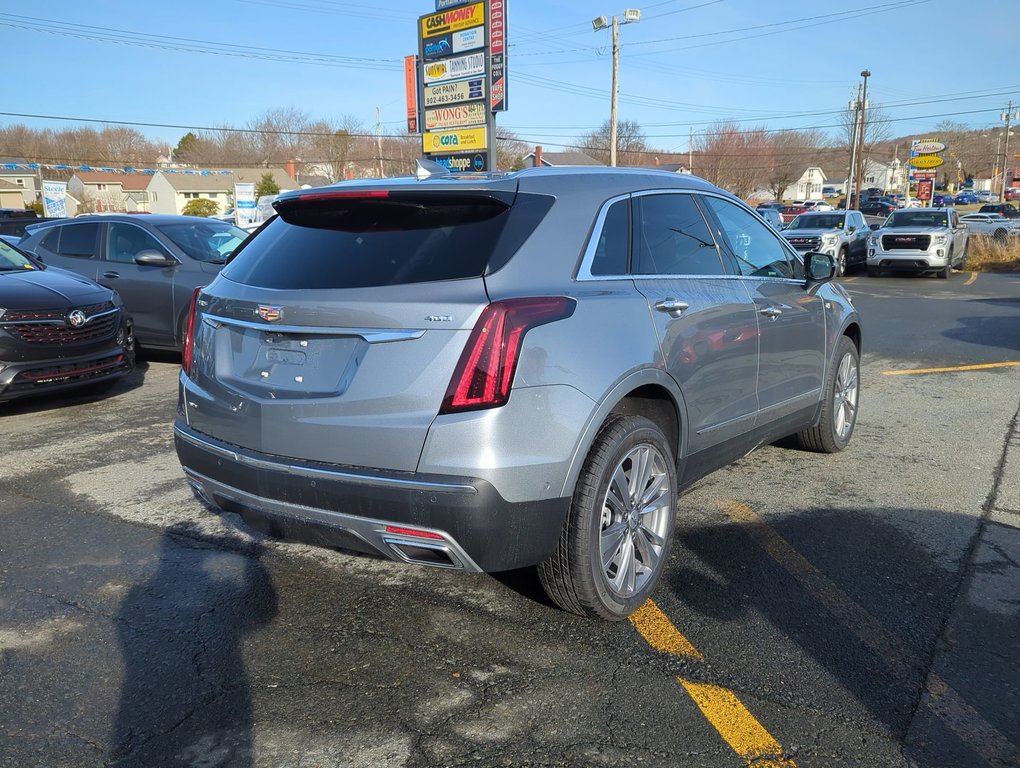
[867,207,967,278]
[782,210,870,276]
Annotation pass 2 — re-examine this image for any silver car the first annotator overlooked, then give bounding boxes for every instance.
[175,168,861,620]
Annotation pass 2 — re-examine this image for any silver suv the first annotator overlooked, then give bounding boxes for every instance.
[174,168,861,620]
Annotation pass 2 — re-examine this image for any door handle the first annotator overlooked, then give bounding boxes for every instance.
[654,298,689,317]
[759,306,783,319]
[103,271,121,279]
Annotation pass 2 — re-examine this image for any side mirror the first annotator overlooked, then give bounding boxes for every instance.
[804,252,835,286]
[869,223,881,231]
[134,249,177,267]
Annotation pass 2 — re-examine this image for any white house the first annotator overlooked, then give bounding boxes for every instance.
[68,172,153,213]
[145,167,295,215]
[0,160,38,206]
[0,180,25,208]
[791,167,827,200]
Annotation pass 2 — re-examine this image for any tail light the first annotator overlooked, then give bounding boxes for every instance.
[181,286,204,376]
[440,297,575,414]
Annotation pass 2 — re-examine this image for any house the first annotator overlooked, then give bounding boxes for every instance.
[0,180,26,208]
[789,167,827,201]
[0,159,38,206]
[521,148,605,167]
[859,158,906,194]
[68,172,154,213]
[146,167,296,215]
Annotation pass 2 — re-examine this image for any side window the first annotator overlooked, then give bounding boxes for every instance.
[633,194,725,276]
[106,223,168,264]
[53,223,100,258]
[590,198,629,276]
[702,196,796,279]
[39,228,60,253]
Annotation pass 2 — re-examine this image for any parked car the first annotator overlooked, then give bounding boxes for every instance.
[1003,189,1020,202]
[174,167,862,620]
[822,186,839,198]
[801,200,834,212]
[0,237,134,403]
[755,201,785,211]
[932,193,956,207]
[859,199,898,217]
[782,210,870,276]
[780,202,810,223]
[953,191,979,205]
[755,207,784,230]
[867,207,968,278]
[959,213,1020,243]
[19,214,249,351]
[978,203,1020,218]
[974,190,998,203]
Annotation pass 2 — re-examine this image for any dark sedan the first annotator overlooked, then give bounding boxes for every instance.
[953,191,979,205]
[932,193,956,207]
[859,200,897,217]
[0,239,134,403]
[20,214,248,351]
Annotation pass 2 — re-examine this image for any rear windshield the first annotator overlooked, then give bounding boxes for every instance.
[222,193,552,290]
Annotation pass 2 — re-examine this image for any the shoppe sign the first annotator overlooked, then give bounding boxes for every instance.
[411,0,508,171]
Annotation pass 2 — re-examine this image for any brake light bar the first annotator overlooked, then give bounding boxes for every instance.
[285,189,391,203]
[181,286,203,376]
[440,297,576,415]
[384,525,444,540]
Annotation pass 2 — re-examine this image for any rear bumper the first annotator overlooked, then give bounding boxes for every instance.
[174,422,570,572]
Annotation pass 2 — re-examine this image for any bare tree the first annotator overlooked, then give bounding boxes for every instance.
[578,119,648,166]
[496,128,529,171]
[765,129,826,200]
[693,121,771,199]
[307,114,366,182]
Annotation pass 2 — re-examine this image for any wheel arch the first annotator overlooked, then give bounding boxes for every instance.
[559,369,687,498]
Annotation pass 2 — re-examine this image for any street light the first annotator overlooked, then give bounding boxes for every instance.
[593,9,641,167]
[852,69,871,211]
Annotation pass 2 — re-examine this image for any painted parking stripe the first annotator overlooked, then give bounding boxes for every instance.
[720,500,1020,767]
[629,599,702,658]
[631,600,796,765]
[882,361,1020,375]
[964,272,978,286]
[678,679,798,768]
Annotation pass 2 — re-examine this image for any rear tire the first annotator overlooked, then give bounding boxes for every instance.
[538,415,677,620]
[796,336,859,453]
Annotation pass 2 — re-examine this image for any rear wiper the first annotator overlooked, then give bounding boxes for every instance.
[206,257,228,264]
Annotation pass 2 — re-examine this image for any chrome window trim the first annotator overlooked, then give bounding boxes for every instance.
[202,314,426,343]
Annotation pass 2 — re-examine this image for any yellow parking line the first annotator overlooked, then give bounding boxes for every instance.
[964,272,978,285]
[629,599,703,658]
[678,679,798,767]
[720,500,1020,767]
[631,600,796,765]
[882,361,1020,375]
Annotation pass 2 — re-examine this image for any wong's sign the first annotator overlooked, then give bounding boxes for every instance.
[425,102,487,130]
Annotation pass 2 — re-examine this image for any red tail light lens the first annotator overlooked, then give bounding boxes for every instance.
[181,286,204,376]
[440,297,576,414]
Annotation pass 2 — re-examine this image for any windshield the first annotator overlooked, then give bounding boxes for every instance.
[154,221,248,263]
[0,240,36,271]
[787,214,844,230]
[885,211,949,228]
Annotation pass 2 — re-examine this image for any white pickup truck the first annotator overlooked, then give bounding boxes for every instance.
[867,207,968,279]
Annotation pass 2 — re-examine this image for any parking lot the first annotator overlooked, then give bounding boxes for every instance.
[2,270,1019,767]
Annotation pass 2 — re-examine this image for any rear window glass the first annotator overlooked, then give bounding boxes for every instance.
[53,222,100,258]
[223,194,550,290]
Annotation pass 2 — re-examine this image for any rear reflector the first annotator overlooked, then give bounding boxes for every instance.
[440,296,576,414]
[384,525,445,540]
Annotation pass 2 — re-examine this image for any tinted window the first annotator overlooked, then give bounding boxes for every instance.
[225,195,548,290]
[702,196,796,278]
[53,223,100,258]
[788,214,844,230]
[39,228,60,253]
[154,221,247,263]
[107,223,170,263]
[633,194,724,276]
[590,199,629,276]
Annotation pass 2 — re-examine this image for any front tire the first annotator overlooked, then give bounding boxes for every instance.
[538,415,677,620]
[836,247,848,277]
[796,336,859,453]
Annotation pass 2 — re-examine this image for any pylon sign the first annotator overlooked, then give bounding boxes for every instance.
[909,137,947,197]
[414,0,508,172]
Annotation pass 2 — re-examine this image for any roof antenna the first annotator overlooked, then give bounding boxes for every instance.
[415,157,451,180]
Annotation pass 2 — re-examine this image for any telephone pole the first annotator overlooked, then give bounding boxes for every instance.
[1001,100,1018,200]
[846,83,862,209]
[853,70,870,210]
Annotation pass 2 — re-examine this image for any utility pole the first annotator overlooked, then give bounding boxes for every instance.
[609,15,620,167]
[846,83,862,209]
[853,70,870,210]
[1001,100,1018,200]
[688,127,694,174]
[376,107,383,179]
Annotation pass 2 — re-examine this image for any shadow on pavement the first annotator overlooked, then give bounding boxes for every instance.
[943,316,1020,352]
[110,522,277,767]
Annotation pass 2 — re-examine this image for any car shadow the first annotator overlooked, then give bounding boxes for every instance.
[664,505,1016,767]
[943,316,1020,352]
[109,521,277,767]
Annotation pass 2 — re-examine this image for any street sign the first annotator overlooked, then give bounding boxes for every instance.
[422,126,488,153]
[423,78,485,107]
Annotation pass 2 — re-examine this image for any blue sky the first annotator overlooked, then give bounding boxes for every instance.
[1,0,1016,156]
